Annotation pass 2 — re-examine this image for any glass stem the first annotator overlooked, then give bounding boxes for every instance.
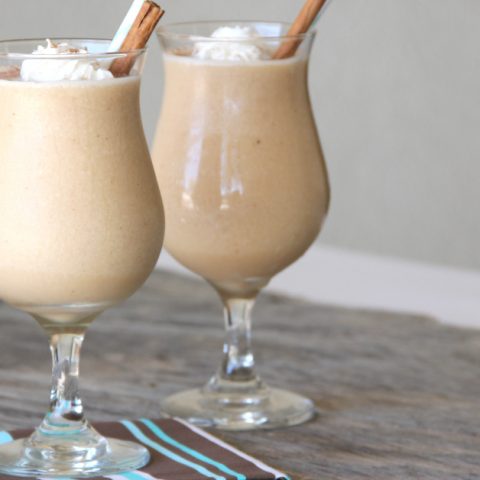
[26,327,106,457]
[219,298,258,383]
[40,332,87,433]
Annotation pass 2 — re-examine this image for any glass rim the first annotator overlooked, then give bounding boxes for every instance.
[156,21,317,42]
[0,38,147,60]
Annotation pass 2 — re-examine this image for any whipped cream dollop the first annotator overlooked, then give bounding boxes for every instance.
[192,26,270,62]
[20,39,113,82]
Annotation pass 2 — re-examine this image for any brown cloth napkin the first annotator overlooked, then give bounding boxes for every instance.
[0,418,289,480]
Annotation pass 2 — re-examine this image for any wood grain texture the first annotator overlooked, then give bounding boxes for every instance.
[0,270,479,479]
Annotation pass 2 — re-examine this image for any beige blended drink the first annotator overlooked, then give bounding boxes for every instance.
[0,76,163,312]
[152,22,329,430]
[0,38,163,477]
[153,54,328,295]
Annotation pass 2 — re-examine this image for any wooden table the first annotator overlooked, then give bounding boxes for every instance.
[1,270,480,479]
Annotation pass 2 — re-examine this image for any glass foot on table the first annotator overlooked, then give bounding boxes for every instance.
[0,437,150,478]
[162,384,315,431]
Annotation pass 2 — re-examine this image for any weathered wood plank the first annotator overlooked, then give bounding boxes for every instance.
[0,270,479,479]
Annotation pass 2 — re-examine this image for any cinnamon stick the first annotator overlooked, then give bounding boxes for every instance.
[110,1,164,77]
[272,0,328,60]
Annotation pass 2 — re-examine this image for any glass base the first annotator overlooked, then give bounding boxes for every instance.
[162,385,316,431]
[0,437,150,478]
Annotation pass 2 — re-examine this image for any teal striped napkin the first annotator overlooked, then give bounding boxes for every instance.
[0,418,289,480]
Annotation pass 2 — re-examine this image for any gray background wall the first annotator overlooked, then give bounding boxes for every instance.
[1,0,478,269]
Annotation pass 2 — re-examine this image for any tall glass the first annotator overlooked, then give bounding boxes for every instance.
[152,22,329,430]
[0,39,164,476]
